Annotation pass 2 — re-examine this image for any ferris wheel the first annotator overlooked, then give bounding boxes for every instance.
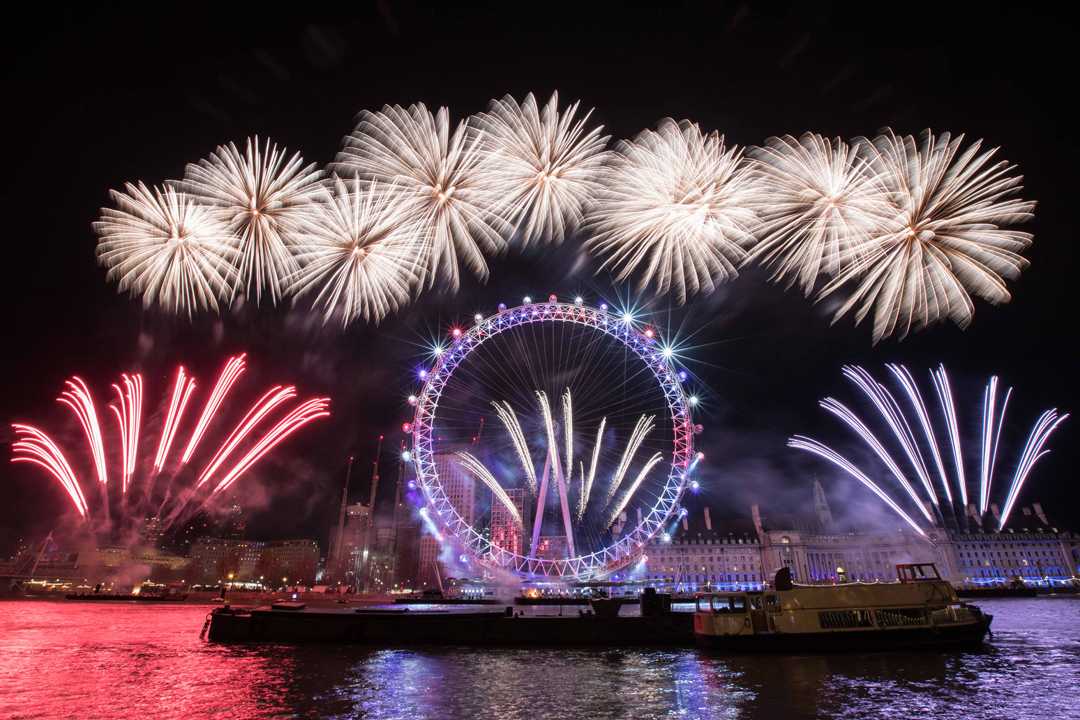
[409,296,696,581]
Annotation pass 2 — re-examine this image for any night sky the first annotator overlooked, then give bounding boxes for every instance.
[1,3,1076,551]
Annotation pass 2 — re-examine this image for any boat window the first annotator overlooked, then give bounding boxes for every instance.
[818,610,874,629]
[730,596,746,611]
[876,608,926,627]
[749,595,763,611]
[764,595,779,611]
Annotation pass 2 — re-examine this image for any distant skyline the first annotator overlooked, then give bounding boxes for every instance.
[1,3,1076,550]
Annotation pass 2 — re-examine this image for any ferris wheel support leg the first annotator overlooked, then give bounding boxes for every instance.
[530,453,551,556]
[554,463,576,557]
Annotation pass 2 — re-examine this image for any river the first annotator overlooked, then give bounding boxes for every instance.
[0,598,1077,719]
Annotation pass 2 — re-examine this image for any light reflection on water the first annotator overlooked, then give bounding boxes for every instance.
[0,599,1077,719]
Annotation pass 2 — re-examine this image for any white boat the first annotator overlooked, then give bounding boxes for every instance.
[694,563,992,652]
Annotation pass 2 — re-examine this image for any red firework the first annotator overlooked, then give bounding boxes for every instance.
[10,353,330,525]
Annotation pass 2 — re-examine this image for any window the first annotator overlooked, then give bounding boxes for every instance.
[818,610,874,629]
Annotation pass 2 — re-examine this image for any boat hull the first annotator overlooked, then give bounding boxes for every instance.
[695,616,992,653]
[207,606,694,646]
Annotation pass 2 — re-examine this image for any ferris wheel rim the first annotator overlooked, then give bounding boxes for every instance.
[410,299,694,581]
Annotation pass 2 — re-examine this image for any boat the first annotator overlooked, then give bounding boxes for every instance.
[694,563,992,652]
[205,589,693,646]
[956,578,1038,598]
[65,592,189,602]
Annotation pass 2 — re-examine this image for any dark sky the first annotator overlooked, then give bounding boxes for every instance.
[1,3,1076,551]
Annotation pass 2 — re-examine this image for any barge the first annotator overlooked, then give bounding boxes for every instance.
[694,564,992,652]
[206,590,692,646]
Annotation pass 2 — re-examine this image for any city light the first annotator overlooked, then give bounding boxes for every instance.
[689,395,699,406]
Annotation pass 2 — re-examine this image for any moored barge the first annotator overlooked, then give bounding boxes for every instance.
[694,564,992,652]
[206,590,693,646]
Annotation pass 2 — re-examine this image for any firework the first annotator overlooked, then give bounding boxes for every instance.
[606,452,664,527]
[288,175,420,326]
[602,414,655,506]
[462,389,662,548]
[585,119,760,303]
[110,374,143,494]
[790,364,1068,532]
[747,133,892,295]
[181,136,324,305]
[181,354,246,464]
[58,378,109,487]
[456,451,523,527]
[207,397,330,497]
[153,367,196,473]
[473,91,610,246]
[578,417,606,520]
[822,130,1035,343]
[196,386,297,487]
[9,356,330,531]
[490,400,537,494]
[11,425,89,519]
[94,182,240,317]
[334,103,508,290]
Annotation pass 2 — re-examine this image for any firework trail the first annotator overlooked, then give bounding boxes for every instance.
[606,452,664,527]
[9,356,330,531]
[11,425,89,519]
[585,119,760,304]
[747,133,892,296]
[490,400,537,494]
[791,364,1067,532]
[822,130,1035,343]
[578,417,606,520]
[181,136,324,305]
[887,364,953,505]
[94,182,239,317]
[288,176,420,326]
[334,103,508,290]
[153,367,196,473]
[788,436,926,536]
[473,91,610,246]
[603,414,656,506]
[456,451,523,528]
[930,365,968,507]
[470,391,660,536]
[181,354,246,463]
[562,389,574,481]
[207,397,330,497]
[58,378,109,487]
[110,374,143,494]
[999,410,1070,529]
[196,386,297,487]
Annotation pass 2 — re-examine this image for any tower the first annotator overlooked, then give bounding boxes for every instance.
[812,478,834,529]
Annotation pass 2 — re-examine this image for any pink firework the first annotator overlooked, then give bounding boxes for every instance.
[9,353,330,528]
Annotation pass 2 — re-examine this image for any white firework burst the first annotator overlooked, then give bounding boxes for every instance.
[747,133,893,295]
[94,182,239,317]
[823,129,1035,343]
[288,175,420,326]
[585,119,761,303]
[335,103,508,290]
[472,91,610,246]
[181,136,324,305]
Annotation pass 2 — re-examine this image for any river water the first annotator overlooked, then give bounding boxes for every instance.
[1,598,1078,719]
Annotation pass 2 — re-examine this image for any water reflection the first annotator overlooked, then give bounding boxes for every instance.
[0,599,1077,719]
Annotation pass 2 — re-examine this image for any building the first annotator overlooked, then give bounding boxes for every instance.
[490,487,529,557]
[327,502,371,585]
[643,507,764,589]
[417,451,476,589]
[189,537,320,586]
[641,481,1079,592]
